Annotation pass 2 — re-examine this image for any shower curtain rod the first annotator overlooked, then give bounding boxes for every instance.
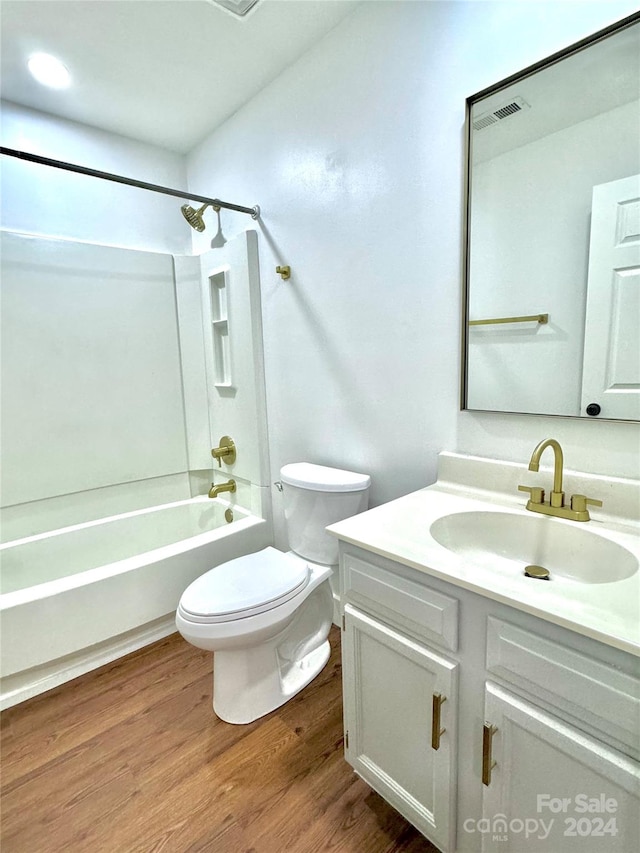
[0,146,260,219]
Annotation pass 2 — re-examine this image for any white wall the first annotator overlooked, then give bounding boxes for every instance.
[186,0,640,551]
[187,0,463,516]
[1,101,190,254]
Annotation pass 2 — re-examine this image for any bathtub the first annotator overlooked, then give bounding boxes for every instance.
[0,496,269,709]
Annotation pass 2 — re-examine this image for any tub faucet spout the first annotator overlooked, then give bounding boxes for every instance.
[209,479,236,499]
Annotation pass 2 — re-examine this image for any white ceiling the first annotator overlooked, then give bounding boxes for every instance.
[0,0,361,153]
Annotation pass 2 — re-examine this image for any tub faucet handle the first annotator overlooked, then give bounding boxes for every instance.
[211,436,236,467]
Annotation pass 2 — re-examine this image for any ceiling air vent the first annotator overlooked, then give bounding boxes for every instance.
[207,0,260,17]
[473,114,499,131]
[473,96,530,131]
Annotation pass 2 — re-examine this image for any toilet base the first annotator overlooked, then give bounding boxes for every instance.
[212,638,331,724]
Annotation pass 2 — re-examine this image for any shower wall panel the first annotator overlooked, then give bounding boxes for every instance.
[0,231,188,509]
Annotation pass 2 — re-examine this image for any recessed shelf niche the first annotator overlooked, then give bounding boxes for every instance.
[209,271,232,388]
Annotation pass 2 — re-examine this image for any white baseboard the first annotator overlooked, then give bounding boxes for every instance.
[1,614,176,711]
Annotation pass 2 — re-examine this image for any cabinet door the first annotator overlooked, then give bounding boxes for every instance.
[480,683,640,853]
[343,604,458,852]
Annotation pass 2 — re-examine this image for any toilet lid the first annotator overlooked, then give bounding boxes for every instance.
[280,462,370,492]
[179,547,310,621]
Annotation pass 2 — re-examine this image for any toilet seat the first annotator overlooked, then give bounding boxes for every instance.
[178,547,310,624]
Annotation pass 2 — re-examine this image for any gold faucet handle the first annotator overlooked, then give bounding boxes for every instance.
[211,435,236,467]
[570,494,603,513]
[518,484,544,504]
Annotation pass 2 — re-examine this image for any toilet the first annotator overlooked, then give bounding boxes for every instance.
[175,462,370,724]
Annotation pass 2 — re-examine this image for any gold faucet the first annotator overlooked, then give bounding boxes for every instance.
[208,479,236,499]
[518,438,602,522]
[529,438,565,507]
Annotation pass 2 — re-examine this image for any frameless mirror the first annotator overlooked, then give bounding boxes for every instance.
[463,14,640,421]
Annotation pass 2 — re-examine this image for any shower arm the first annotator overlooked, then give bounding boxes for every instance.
[0,146,260,219]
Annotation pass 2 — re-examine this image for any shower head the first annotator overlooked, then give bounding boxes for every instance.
[181,202,211,231]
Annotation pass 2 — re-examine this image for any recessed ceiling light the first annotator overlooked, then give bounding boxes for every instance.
[27,53,71,89]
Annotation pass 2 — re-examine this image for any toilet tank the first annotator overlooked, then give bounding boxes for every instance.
[280,463,370,565]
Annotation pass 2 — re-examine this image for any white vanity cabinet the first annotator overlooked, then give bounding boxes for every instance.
[480,618,640,853]
[481,683,640,853]
[338,543,640,853]
[342,605,458,852]
[341,549,460,852]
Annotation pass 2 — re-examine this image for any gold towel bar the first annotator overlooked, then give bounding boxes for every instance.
[469,313,548,326]
[469,314,549,326]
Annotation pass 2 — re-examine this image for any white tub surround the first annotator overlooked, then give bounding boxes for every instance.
[0,219,273,711]
[329,451,639,853]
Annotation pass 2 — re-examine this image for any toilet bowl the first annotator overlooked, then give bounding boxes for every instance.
[176,547,333,723]
[176,463,370,724]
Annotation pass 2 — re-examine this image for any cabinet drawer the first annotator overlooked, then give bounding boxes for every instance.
[342,552,458,652]
[486,617,640,755]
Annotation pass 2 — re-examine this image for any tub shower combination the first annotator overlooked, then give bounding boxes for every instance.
[0,146,266,709]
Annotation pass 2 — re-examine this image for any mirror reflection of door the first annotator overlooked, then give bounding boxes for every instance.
[581,174,640,420]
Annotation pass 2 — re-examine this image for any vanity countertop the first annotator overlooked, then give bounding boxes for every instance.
[328,459,640,657]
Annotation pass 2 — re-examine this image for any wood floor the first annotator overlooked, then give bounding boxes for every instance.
[1,627,436,853]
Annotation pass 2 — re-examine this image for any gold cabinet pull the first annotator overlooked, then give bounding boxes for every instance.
[482,723,498,786]
[431,693,447,750]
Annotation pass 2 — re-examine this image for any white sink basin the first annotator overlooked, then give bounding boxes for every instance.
[429,511,638,584]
